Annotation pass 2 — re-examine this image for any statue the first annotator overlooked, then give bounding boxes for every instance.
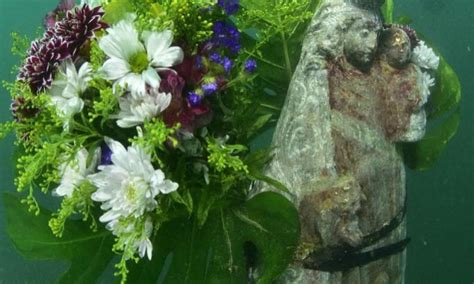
[254,0,431,282]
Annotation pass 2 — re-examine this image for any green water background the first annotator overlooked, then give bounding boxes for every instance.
[0,0,472,283]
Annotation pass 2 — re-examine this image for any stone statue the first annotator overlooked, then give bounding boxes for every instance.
[254,0,431,283]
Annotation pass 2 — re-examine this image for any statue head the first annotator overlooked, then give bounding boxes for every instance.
[343,16,380,69]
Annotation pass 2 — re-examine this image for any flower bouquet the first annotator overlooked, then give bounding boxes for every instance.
[1,0,462,283]
[0,0,316,282]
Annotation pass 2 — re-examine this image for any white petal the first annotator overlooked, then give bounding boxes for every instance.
[100,58,131,80]
[144,30,173,58]
[99,210,121,223]
[150,46,184,68]
[159,180,179,194]
[142,67,161,89]
[117,73,146,94]
[100,20,144,60]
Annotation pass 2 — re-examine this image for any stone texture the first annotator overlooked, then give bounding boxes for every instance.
[254,0,429,283]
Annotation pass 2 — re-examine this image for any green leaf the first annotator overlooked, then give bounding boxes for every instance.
[127,192,300,284]
[394,15,413,25]
[103,0,135,25]
[428,56,462,120]
[381,0,395,23]
[3,192,115,284]
[403,109,461,171]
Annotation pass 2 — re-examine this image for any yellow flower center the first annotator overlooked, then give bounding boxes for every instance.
[129,52,149,74]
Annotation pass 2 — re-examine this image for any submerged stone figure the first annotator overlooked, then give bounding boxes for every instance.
[254,0,434,283]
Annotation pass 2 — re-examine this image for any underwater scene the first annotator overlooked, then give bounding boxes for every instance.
[0,0,472,283]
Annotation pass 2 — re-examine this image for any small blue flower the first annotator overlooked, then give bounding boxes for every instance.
[188,91,203,106]
[202,82,218,96]
[217,0,239,15]
[211,21,241,54]
[209,52,222,64]
[101,143,113,165]
[222,56,233,73]
[244,59,257,73]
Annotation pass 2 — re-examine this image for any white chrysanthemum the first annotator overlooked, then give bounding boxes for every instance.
[53,148,98,197]
[98,18,184,95]
[136,217,154,259]
[49,59,92,130]
[107,216,154,260]
[89,138,178,229]
[412,41,440,71]
[115,89,171,128]
[420,71,435,103]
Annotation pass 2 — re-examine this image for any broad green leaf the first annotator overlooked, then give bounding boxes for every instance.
[403,109,460,171]
[4,192,115,284]
[103,0,135,25]
[395,15,413,25]
[428,56,462,120]
[127,192,300,284]
[381,0,395,23]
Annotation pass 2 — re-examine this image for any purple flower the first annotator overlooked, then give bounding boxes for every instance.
[18,36,70,93]
[217,0,239,15]
[244,59,257,73]
[100,143,113,165]
[43,0,76,29]
[211,21,241,54]
[222,57,233,73]
[209,52,222,64]
[202,82,218,96]
[188,92,203,107]
[55,5,107,57]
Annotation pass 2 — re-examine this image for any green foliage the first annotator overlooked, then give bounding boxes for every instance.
[239,0,318,96]
[0,121,14,139]
[381,0,394,23]
[403,109,460,171]
[103,0,135,25]
[11,32,30,58]
[89,39,107,72]
[87,80,119,125]
[49,181,99,237]
[207,137,249,174]
[130,118,179,164]
[428,56,462,120]
[126,192,300,284]
[4,192,115,284]
[403,49,462,171]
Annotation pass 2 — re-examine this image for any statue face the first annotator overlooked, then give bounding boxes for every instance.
[344,19,379,68]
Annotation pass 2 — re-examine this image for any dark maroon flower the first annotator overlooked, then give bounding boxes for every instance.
[19,4,106,94]
[43,0,76,29]
[18,36,70,93]
[55,5,107,57]
[174,55,205,84]
[159,71,186,97]
[11,97,39,122]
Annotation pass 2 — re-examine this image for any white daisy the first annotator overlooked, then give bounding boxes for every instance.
[53,148,98,197]
[412,41,440,71]
[115,88,171,128]
[89,138,178,228]
[98,18,184,95]
[49,59,92,130]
